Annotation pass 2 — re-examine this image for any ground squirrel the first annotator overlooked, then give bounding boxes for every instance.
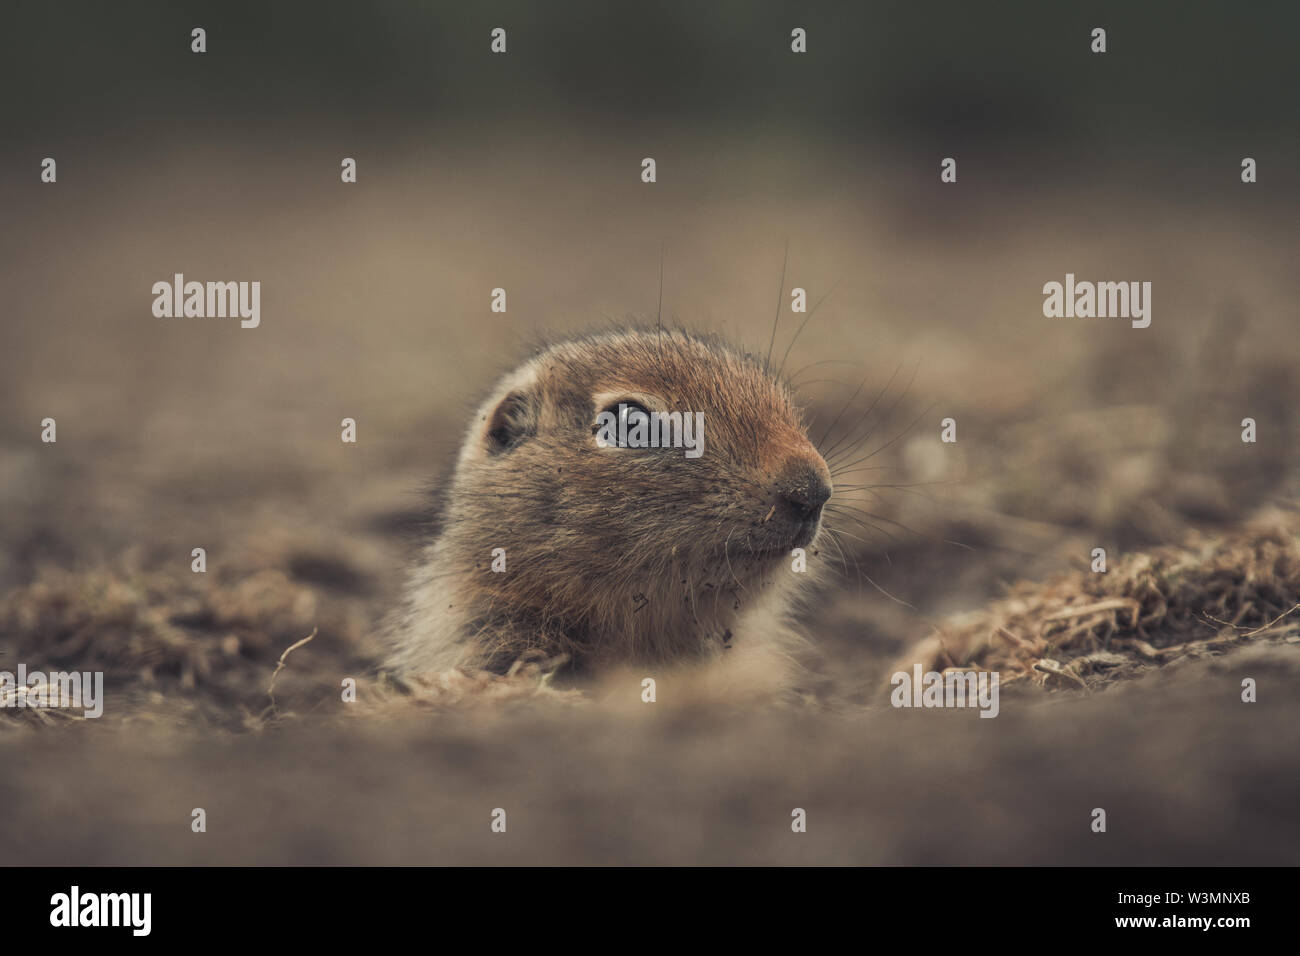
[386,328,833,678]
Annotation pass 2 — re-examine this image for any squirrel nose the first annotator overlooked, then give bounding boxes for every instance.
[775,461,832,522]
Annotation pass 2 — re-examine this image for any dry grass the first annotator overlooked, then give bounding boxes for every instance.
[0,559,359,731]
[899,506,1300,693]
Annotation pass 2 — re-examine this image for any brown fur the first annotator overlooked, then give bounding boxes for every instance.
[386,328,832,680]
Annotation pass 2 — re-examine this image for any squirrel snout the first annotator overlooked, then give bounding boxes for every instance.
[774,459,832,523]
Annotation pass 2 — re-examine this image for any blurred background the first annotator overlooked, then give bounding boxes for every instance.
[1,0,1298,864]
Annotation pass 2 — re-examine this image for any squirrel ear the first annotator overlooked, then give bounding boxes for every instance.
[485,390,535,452]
